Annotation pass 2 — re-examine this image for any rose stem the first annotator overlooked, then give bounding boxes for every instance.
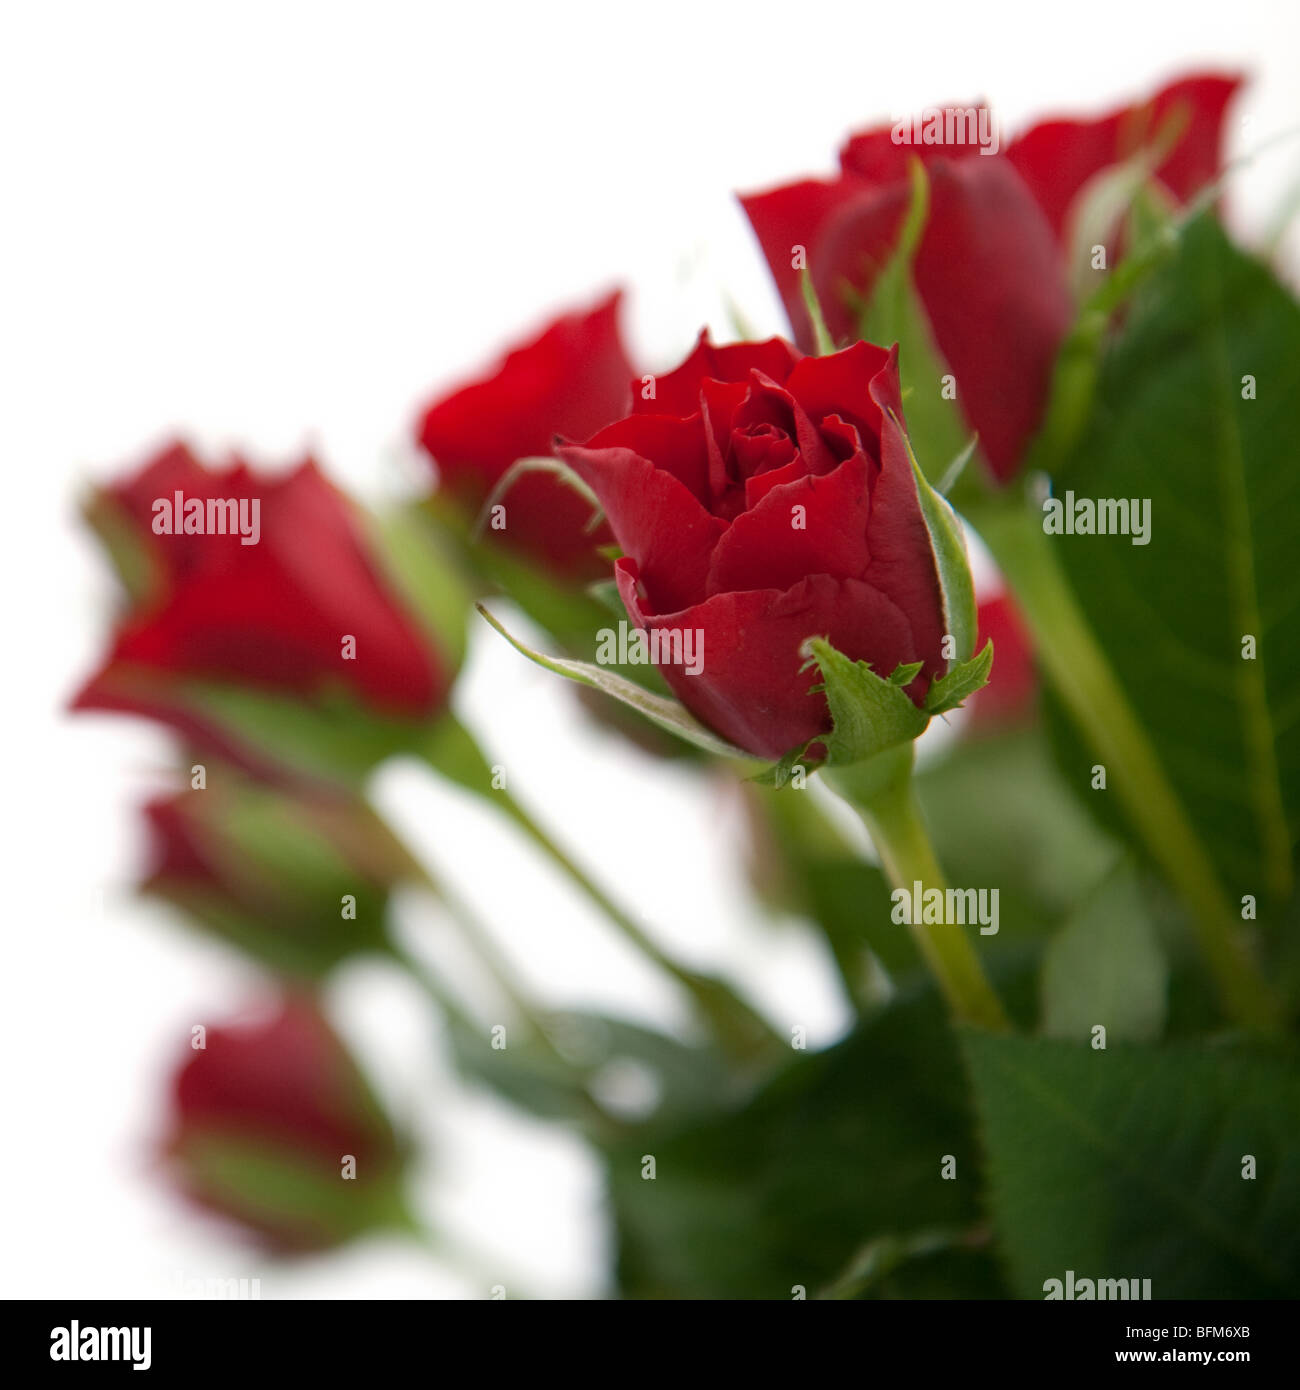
[976,502,1284,1035]
[822,745,1011,1032]
[384,931,622,1140]
[419,714,783,1064]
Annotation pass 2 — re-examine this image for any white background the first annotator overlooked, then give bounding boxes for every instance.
[2,0,1297,1299]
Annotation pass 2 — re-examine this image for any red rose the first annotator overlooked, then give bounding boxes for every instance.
[417,290,636,578]
[1005,73,1241,247]
[164,996,407,1251]
[557,334,947,760]
[740,74,1239,482]
[74,443,454,769]
[141,769,415,976]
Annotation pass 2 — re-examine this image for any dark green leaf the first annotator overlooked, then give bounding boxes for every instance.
[608,979,1030,1299]
[1040,859,1168,1042]
[962,1030,1300,1297]
[1053,213,1300,908]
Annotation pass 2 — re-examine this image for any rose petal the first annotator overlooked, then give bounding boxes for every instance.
[619,561,922,759]
[1005,73,1242,245]
[705,449,872,597]
[910,156,1071,479]
[557,443,725,612]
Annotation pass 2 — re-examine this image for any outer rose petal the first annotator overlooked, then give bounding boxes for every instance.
[581,412,712,505]
[416,290,634,576]
[860,354,949,679]
[838,106,992,181]
[556,442,725,613]
[739,178,902,353]
[616,559,921,760]
[908,156,1070,479]
[637,330,802,416]
[76,460,447,719]
[1005,72,1242,244]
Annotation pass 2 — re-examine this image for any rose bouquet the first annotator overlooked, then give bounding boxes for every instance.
[72,70,1300,1302]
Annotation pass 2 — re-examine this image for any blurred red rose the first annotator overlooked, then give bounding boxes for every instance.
[558,333,947,759]
[141,769,417,976]
[740,73,1239,482]
[1005,73,1241,246]
[74,443,454,768]
[163,996,407,1251]
[966,592,1036,732]
[417,290,636,578]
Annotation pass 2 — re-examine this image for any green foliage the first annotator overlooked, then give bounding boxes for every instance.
[608,979,1034,1299]
[962,1031,1300,1298]
[1040,860,1169,1043]
[1053,213,1300,909]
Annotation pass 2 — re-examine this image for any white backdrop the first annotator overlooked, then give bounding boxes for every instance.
[2,0,1297,1298]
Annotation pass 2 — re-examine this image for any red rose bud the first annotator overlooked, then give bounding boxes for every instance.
[557,335,949,760]
[417,290,636,579]
[141,768,420,977]
[965,592,1036,733]
[1005,72,1241,247]
[739,74,1240,483]
[73,443,464,782]
[741,108,1071,481]
[163,996,409,1252]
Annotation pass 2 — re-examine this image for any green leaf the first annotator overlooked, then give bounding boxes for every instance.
[476,602,756,763]
[1040,859,1168,1042]
[1052,212,1300,907]
[924,640,993,716]
[819,1229,1006,1300]
[609,980,1020,1299]
[457,1010,739,1132]
[802,636,927,765]
[961,1031,1300,1297]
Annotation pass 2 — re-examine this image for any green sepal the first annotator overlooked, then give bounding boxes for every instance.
[802,637,928,766]
[475,455,604,539]
[799,268,836,355]
[362,502,471,676]
[923,639,994,716]
[889,405,978,666]
[476,603,757,764]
